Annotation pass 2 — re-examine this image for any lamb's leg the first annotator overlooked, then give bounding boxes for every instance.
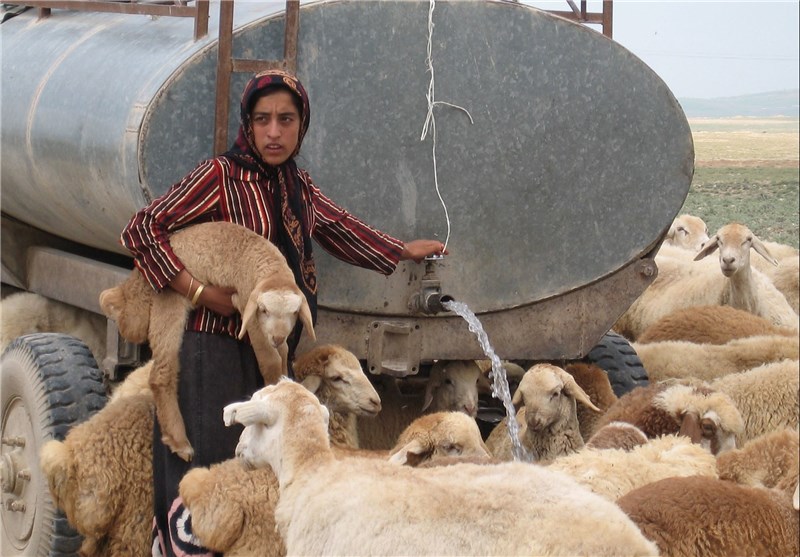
[247,323,284,385]
[148,293,194,462]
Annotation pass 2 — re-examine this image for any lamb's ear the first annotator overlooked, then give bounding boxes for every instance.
[556,368,601,412]
[223,399,276,427]
[751,235,779,266]
[793,483,799,511]
[299,294,316,341]
[666,220,679,241]
[301,375,322,394]
[694,235,719,261]
[511,386,524,409]
[678,411,704,444]
[388,438,429,466]
[238,290,260,340]
[422,361,446,412]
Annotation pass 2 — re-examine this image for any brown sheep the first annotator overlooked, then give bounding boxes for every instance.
[565,362,618,440]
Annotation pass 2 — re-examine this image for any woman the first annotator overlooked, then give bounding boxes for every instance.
[121,69,446,556]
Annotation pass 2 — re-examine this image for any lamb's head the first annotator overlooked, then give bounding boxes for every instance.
[694,222,778,277]
[655,382,744,455]
[423,360,482,417]
[388,411,491,466]
[294,344,381,416]
[512,363,601,432]
[237,278,315,346]
[667,214,709,252]
[224,379,330,471]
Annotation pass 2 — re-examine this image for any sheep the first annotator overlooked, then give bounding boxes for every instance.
[716,427,799,497]
[614,222,799,340]
[709,359,799,445]
[548,434,718,501]
[751,240,799,275]
[180,410,493,557]
[637,304,798,345]
[0,291,106,362]
[585,421,649,451]
[663,213,709,252]
[357,359,483,450]
[39,392,154,557]
[632,334,799,382]
[594,380,744,455]
[766,254,799,314]
[108,360,153,402]
[564,362,618,440]
[223,379,659,556]
[617,476,799,557]
[484,363,601,463]
[100,221,315,461]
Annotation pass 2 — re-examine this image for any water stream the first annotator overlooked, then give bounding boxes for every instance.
[443,300,530,462]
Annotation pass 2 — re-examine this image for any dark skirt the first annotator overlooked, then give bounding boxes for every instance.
[151,332,263,557]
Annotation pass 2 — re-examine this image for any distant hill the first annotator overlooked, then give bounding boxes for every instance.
[678,90,799,118]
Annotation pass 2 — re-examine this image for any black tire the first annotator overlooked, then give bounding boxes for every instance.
[1,333,108,557]
[584,331,649,397]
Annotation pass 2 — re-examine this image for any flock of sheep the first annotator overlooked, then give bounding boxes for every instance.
[0,213,798,556]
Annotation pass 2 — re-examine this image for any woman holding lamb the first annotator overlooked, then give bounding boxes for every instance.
[120,70,446,557]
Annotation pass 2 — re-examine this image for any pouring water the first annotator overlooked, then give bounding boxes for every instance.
[443,300,530,462]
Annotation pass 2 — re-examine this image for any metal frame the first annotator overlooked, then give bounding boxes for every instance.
[548,0,613,38]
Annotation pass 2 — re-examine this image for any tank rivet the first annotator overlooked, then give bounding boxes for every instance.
[6,499,26,512]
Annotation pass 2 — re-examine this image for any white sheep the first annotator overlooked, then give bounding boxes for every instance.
[663,213,709,252]
[223,379,659,556]
[709,358,799,445]
[751,239,799,275]
[1,291,106,362]
[357,359,483,450]
[100,221,315,461]
[614,222,799,339]
[716,427,799,497]
[484,363,601,462]
[594,380,744,455]
[632,334,799,382]
[548,434,718,501]
[617,475,799,556]
[765,254,799,314]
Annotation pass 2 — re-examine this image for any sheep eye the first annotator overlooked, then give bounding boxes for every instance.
[444,378,453,385]
[677,226,687,235]
[701,423,715,437]
[550,389,561,399]
[331,376,344,383]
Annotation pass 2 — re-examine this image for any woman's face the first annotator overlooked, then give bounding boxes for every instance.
[250,90,301,166]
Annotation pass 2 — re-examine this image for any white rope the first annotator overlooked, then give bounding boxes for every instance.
[420,0,473,252]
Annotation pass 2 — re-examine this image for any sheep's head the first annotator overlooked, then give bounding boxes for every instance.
[238,279,315,346]
[666,214,710,252]
[294,345,381,416]
[224,379,329,472]
[388,411,491,466]
[423,360,482,417]
[655,383,744,455]
[694,222,778,277]
[512,364,601,432]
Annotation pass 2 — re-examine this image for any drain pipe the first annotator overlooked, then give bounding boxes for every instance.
[409,257,454,315]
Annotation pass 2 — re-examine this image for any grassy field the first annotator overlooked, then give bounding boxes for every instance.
[679,117,799,248]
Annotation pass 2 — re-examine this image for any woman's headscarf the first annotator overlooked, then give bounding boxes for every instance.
[222,70,318,344]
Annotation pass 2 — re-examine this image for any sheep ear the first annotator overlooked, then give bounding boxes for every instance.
[223,399,276,427]
[793,484,799,511]
[238,290,260,340]
[422,362,445,412]
[694,236,719,261]
[388,438,429,466]
[301,375,322,394]
[511,387,524,408]
[678,412,703,444]
[557,368,601,412]
[299,294,316,341]
[751,236,778,266]
[666,221,679,241]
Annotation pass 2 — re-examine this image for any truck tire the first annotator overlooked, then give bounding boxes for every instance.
[1,333,107,557]
[584,331,649,398]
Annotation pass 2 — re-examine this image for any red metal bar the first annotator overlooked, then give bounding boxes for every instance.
[214,0,235,155]
[194,0,209,41]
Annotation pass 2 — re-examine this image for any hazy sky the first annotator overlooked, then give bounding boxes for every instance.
[524,1,799,99]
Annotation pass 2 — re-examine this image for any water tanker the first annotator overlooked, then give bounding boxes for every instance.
[0,1,693,554]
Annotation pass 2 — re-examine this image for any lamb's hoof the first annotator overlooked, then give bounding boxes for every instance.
[164,437,194,462]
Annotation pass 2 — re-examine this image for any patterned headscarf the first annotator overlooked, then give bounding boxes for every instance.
[222,70,317,345]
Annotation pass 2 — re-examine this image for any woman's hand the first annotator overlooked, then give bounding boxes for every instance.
[400,239,449,263]
[197,285,238,317]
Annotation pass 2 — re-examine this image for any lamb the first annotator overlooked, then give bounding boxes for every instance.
[716,427,799,497]
[357,359,483,450]
[180,411,493,557]
[100,221,315,461]
[594,380,743,455]
[223,379,659,556]
[614,222,799,340]
[564,362,618,440]
[751,239,799,275]
[484,363,601,462]
[709,359,799,445]
[663,213,709,252]
[548,434,718,501]
[0,291,106,363]
[632,334,799,382]
[637,304,798,345]
[39,392,154,557]
[766,254,799,314]
[616,476,799,557]
[585,421,649,450]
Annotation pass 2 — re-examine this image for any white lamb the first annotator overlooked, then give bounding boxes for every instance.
[765,254,799,314]
[484,363,601,463]
[632,334,799,382]
[357,359,483,450]
[100,221,315,461]
[223,379,659,556]
[614,222,799,340]
[663,213,709,252]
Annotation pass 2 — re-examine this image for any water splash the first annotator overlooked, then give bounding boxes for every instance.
[443,300,530,462]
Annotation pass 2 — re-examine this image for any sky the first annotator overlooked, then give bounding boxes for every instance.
[524,1,800,99]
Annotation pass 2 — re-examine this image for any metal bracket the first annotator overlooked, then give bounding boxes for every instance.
[366,321,421,378]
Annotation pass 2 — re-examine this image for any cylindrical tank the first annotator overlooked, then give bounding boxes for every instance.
[1,0,693,360]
